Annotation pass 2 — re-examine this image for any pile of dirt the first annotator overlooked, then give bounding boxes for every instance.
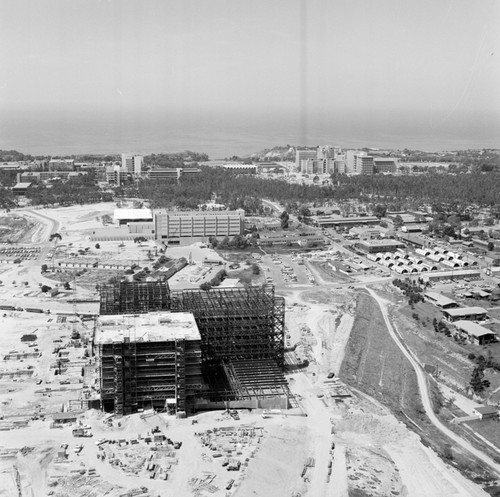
[336,411,416,446]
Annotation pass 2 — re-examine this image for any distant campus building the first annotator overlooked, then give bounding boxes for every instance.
[297,147,396,175]
[121,153,143,174]
[154,209,245,245]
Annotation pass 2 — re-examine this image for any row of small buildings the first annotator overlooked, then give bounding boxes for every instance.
[424,292,496,345]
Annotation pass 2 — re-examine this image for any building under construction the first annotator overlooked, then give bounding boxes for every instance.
[96,281,287,414]
[96,312,202,415]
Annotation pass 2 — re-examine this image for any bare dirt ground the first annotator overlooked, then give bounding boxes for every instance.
[0,203,496,496]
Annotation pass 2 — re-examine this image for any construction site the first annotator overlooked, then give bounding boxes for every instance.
[96,281,289,416]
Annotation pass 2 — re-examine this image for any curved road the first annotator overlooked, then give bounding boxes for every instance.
[367,287,500,477]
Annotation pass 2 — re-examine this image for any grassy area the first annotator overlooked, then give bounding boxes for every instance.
[341,290,498,483]
[339,291,422,416]
[464,418,500,451]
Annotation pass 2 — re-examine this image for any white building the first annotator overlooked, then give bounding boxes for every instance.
[121,153,143,174]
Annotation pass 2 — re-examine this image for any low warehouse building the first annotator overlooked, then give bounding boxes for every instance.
[421,269,481,283]
[355,239,406,254]
[442,306,487,323]
[453,320,497,345]
[424,292,459,309]
[473,405,499,420]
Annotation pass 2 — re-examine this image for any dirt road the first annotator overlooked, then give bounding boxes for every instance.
[367,287,500,477]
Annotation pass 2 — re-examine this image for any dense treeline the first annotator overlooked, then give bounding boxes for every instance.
[133,167,331,210]
[0,149,35,162]
[25,172,113,206]
[333,172,500,206]
[131,167,499,211]
[144,151,209,168]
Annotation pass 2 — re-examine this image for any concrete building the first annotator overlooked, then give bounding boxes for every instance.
[312,215,379,229]
[96,312,202,414]
[453,321,496,345]
[442,306,487,323]
[300,158,334,175]
[114,209,153,225]
[354,153,374,174]
[373,158,398,173]
[473,405,499,419]
[149,168,181,181]
[257,231,325,247]
[295,149,317,171]
[424,292,459,309]
[12,182,33,195]
[105,165,124,185]
[154,209,245,244]
[355,239,406,253]
[121,154,143,174]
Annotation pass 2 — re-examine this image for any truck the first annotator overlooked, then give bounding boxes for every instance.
[72,428,92,437]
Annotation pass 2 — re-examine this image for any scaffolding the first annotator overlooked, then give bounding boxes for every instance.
[96,283,286,413]
[98,280,170,315]
[170,284,285,367]
[98,282,285,368]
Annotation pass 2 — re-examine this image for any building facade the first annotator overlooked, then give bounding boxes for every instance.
[154,209,245,244]
[121,154,143,174]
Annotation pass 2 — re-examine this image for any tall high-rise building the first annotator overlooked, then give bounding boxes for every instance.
[121,154,143,174]
[295,149,317,171]
[354,153,374,174]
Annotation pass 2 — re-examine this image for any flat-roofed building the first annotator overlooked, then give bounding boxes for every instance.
[421,269,481,283]
[257,231,325,247]
[473,405,499,419]
[453,320,497,345]
[96,311,202,414]
[424,292,459,309]
[295,149,317,171]
[114,209,153,225]
[355,239,405,253]
[373,158,398,173]
[149,168,181,181]
[12,182,33,195]
[312,215,379,229]
[354,153,374,174]
[442,306,487,322]
[154,209,244,244]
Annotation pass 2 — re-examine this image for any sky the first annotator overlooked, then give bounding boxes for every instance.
[0,0,499,154]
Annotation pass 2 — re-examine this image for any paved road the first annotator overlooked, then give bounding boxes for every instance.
[367,287,500,477]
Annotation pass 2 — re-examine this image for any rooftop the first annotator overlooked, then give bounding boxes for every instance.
[357,239,404,247]
[95,312,201,344]
[113,208,153,221]
[425,292,457,307]
[444,307,487,317]
[474,405,499,415]
[454,320,496,338]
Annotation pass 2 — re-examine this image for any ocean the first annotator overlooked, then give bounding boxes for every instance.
[0,109,498,158]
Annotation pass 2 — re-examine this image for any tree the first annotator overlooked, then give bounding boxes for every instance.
[251,263,260,275]
[134,236,147,245]
[63,281,71,290]
[280,211,289,229]
[95,243,100,249]
[49,233,62,242]
[393,215,404,228]
[41,264,48,273]
[41,285,52,293]
[487,241,495,251]
[470,364,490,394]
[373,204,387,219]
